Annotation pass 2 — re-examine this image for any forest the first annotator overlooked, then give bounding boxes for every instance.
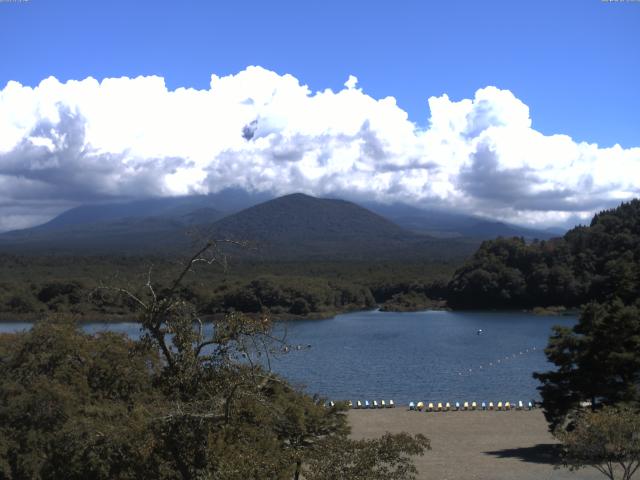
[0,200,639,321]
[0,255,455,321]
[448,200,640,310]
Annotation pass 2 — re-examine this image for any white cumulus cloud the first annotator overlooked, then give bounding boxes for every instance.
[0,66,638,231]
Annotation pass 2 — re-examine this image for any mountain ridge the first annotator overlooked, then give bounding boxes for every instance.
[0,192,556,258]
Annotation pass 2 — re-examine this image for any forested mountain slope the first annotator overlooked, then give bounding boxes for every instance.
[448,200,640,309]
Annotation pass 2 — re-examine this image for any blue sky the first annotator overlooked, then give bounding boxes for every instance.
[2,0,638,146]
[0,0,638,230]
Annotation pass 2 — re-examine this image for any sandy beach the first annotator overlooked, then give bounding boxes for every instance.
[348,408,603,480]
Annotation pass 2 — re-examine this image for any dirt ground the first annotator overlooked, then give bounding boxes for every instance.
[348,408,604,480]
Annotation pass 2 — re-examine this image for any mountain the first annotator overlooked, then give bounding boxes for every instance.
[0,215,212,254]
[33,188,271,232]
[0,193,479,260]
[205,193,432,260]
[0,189,271,254]
[458,220,556,240]
[211,193,407,241]
[201,193,482,260]
[363,202,557,240]
[0,191,555,258]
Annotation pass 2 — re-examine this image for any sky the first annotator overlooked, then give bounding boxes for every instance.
[0,0,639,231]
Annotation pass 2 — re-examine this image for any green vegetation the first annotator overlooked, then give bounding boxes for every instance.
[528,201,640,479]
[303,432,431,480]
[2,199,639,320]
[448,200,640,310]
[534,300,640,430]
[0,255,457,320]
[2,197,640,478]
[0,243,430,479]
[555,406,640,480]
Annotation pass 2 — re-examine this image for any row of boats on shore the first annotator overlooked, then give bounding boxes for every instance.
[351,400,395,409]
[325,400,537,411]
[408,400,534,411]
[325,400,396,408]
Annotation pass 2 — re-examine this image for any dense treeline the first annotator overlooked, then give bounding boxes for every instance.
[0,256,456,320]
[448,200,640,309]
[0,245,431,479]
[534,299,640,430]
[511,202,640,478]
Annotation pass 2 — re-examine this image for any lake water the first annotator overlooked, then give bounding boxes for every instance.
[0,310,576,405]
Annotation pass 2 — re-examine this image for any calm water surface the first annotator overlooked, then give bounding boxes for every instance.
[0,310,576,404]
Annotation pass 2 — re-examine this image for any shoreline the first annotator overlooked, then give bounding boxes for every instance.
[0,304,580,324]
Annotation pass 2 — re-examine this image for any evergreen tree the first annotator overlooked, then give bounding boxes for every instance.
[534,300,640,430]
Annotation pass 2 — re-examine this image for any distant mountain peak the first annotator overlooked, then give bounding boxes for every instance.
[0,190,553,258]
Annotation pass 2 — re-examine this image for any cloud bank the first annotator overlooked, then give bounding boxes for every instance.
[1,66,638,231]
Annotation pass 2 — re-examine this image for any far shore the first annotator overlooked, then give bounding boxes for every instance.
[348,408,601,480]
[0,304,580,324]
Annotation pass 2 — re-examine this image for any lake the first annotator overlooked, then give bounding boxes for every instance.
[0,310,576,405]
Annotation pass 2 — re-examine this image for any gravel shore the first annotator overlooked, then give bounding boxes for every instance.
[348,408,603,480]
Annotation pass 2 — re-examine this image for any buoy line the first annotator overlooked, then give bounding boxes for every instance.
[455,346,543,377]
